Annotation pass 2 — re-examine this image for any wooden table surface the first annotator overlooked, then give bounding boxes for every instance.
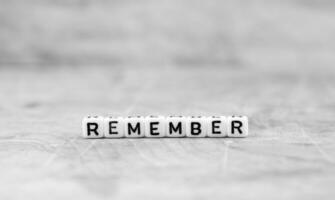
[0,66,334,200]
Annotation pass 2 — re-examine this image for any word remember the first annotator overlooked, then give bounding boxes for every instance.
[82,116,248,138]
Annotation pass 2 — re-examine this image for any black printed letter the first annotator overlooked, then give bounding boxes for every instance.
[150,122,159,135]
[231,120,243,134]
[169,122,182,134]
[128,123,141,135]
[191,122,201,135]
[212,120,221,134]
[109,121,118,135]
[87,123,99,136]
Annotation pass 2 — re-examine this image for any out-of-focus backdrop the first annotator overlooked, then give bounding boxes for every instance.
[1,0,334,69]
[0,1,335,200]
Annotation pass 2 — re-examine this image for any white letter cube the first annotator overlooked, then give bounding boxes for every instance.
[166,116,187,137]
[124,116,146,138]
[145,116,166,137]
[82,116,104,138]
[104,116,125,138]
[227,116,248,137]
[186,116,208,137]
[207,116,227,137]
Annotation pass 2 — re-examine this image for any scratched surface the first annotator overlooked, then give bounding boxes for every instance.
[1,0,335,199]
[0,67,334,200]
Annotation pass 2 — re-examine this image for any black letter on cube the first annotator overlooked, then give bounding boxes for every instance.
[169,122,182,134]
[109,121,118,135]
[87,123,99,136]
[212,120,221,134]
[150,122,160,136]
[128,123,141,135]
[191,122,201,135]
[231,120,243,134]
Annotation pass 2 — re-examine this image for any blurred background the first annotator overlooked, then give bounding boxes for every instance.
[1,0,334,69]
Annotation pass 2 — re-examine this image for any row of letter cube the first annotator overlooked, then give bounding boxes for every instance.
[82,116,248,138]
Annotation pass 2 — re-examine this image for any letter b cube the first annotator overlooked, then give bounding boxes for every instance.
[186,116,207,137]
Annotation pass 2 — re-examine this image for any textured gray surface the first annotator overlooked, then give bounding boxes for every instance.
[0,67,334,199]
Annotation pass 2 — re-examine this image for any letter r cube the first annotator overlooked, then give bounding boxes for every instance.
[82,116,105,138]
[227,116,248,137]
